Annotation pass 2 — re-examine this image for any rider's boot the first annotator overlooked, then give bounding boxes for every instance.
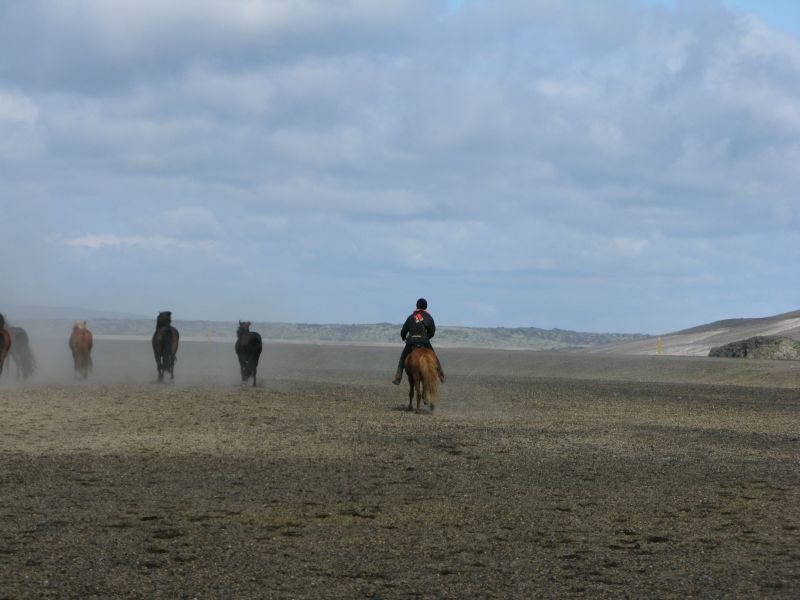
[392,361,403,385]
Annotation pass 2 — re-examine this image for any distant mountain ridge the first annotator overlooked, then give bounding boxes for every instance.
[585,309,800,356]
[1,304,147,321]
[7,305,799,355]
[8,316,648,351]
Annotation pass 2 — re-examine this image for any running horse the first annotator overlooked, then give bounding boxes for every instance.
[69,321,93,379]
[404,346,440,414]
[235,321,263,387]
[152,311,179,382]
[0,313,10,378]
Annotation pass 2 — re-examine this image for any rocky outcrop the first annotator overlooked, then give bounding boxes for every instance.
[709,336,800,360]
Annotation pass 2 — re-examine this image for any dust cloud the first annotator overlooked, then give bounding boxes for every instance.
[2,320,799,392]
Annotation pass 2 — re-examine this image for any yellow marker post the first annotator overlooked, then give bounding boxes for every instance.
[657,337,662,355]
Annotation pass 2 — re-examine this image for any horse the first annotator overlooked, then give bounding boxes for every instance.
[404,346,440,414]
[7,325,35,380]
[0,313,10,378]
[69,321,93,379]
[152,311,179,382]
[235,321,263,387]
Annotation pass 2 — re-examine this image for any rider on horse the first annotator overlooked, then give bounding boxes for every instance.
[392,298,446,385]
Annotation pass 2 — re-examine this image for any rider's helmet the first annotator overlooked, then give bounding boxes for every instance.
[416,298,427,310]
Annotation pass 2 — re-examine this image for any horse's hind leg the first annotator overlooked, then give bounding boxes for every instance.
[414,376,423,414]
[407,378,414,411]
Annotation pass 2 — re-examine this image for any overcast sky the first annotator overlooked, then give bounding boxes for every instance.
[1,0,798,333]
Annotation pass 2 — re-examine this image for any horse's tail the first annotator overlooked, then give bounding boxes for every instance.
[10,328,34,377]
[152,327,173,363]
[420,350,439,407]
[248,332,263,363]
[170,327,180,355]
[13,331,35,379]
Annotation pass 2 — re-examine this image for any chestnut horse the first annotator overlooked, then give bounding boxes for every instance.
[404,346,440,414]
[152,311,179,382]
[69,321,93,379]
[7,325,35,380]
[235,321,263,387]
[0,313,10,378]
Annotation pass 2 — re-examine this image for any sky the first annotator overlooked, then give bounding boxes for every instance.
[0,0,798,334]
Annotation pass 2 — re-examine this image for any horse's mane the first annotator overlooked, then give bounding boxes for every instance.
[236,323,261,351]
[156,312,172,329]
[0,313,4,329]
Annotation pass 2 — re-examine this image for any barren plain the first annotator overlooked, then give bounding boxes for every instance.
[1,340,799,598]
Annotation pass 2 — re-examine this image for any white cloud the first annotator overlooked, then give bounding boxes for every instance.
[0,88,43,159]
[162,206,224,239]
[610,237,649,259]
[251,215,290,232]
[65,234,209,250]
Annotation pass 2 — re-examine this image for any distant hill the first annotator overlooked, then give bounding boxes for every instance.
[1,304,146,321]
[584,310,800,356]
[7,316,647,351]
[709,336,800,360]
[8,305,800,356]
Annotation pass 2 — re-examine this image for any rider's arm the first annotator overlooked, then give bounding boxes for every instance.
[427,315,436,339]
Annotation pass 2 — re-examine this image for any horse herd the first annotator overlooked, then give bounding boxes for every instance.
[0,311,264,387]
[1,311,439,412]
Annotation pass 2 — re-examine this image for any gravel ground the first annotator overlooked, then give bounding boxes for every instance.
[1,341,799,598]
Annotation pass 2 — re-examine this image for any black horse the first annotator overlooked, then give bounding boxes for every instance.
[152,311,179,382]
[235,321,262,387]
[7,325,35,380]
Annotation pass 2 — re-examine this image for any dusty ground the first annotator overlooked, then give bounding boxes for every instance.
[1,340,799,598]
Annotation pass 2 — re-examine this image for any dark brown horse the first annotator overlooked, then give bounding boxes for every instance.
[0,313,10,378]
[405,346,440,414]
[152,311,179,382]
[7,325,35,380]
[235,321,263,387]
[69,321,93,379]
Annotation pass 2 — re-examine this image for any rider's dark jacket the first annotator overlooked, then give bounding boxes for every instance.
[401,309,436,346]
